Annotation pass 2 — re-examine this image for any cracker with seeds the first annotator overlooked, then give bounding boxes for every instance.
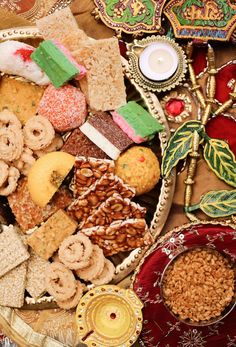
[26,251,49,299]
[27,210,78,260]
[0,225,29,278]
[0,261,27,308]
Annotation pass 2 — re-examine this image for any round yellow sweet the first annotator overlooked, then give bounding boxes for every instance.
[115,146,160,196]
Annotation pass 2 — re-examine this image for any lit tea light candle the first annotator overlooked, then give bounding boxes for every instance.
[139,43,179,81]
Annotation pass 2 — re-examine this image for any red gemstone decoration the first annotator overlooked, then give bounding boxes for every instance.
[14,48,34,62]
[165,98,185,117]
[206,115,236,156]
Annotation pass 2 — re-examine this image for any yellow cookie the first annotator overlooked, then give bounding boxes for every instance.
[115,146,160,195]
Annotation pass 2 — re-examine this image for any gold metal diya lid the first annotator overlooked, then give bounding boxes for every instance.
[75,285,143,347]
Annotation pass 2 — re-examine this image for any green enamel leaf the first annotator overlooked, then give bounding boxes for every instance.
[199,189,236,218]
[161,120,202,177]
[203,138,236,188]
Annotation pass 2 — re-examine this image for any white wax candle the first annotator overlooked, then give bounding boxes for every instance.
[139,43,179,81]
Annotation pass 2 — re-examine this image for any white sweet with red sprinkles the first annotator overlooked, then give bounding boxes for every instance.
[37,84,87,132]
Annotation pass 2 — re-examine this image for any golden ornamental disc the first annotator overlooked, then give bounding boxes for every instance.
[75,285,143,347]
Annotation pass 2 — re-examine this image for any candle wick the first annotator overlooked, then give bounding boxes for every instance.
[157,57,163,63]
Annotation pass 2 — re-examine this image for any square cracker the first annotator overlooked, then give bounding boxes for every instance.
[0,225,29,278]
[26,251,49,299]
[27,209,78,260]
[0,261,27,308]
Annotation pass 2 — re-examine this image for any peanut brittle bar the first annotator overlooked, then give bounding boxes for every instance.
[68,174,135,225]
[82,193,146,228]
[81,218,152,256]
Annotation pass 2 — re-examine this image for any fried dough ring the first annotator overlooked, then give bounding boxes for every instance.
[0,127,23,161]
[92,259,115,286]
[34,134,63,157]
[0,166,20,196]
[57,281,84,309]
[0,110,21,130]
[0,160,9,186]
[75,245,105,281]
[13,146,36,176]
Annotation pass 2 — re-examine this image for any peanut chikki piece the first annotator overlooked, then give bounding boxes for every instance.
[81,218,152,256]
[0,261,27,308]
[82,193,146,228]
[70,156,114,197]
[26,251,49,299]
[68,174,135,225]
[0,225,29,278]
[27,210,78,260]
[8,178,72,232]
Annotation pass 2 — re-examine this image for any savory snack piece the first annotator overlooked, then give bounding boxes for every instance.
[71,156,115,197]
[36,7,80,42]
[23,115,55,151]
[58,234,93,270]
[60,30,88,52]
[26,210,78,260]
[0,126,23,161]
[38,84,87,132]
[0,261,27,308]
[73,37,126,111]
[0,160,9,186]
[27,151,75,207]
[68,173,135,225]
[34,134,64,158]
[92,259,115,286]
[45,262,76,301]
[80,111,133,160]
[8,178,72,232]
[82,218,151,256]
[56,280,84,309]
[31,40,86,88]
[61,128,109,159]
[0,41,49,85]
[111,101,164,143]
[115,146,160,195]
[0,76,45,125]
[0,166,20,196]
[26,251,48,299]
[13,146,36,176]
[0,225,29,277]
[83,193,146,228]
[0,109,22,130]
[162,248,235,323]
[75,244,105,281]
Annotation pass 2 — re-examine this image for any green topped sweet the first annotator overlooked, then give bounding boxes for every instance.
[111,101,164,143]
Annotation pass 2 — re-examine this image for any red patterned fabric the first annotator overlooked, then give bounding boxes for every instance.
[133,224,236,347]
[215,62,236,104]
[192,46,207,76]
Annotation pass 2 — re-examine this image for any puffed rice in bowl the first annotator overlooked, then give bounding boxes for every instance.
[160,247,236,326]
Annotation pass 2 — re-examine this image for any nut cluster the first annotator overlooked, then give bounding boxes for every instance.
[162,248,235,323]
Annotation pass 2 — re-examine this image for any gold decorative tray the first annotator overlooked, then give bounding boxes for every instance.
[0,27,175,305]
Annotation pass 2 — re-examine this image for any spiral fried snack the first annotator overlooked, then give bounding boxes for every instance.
[0,110,21,130]
[0,127,23,161]
[13,147,36,176]
[0,166,20,196]
[56,280,84,309]
[92,259,115,286]
[75,245,105,281]
[0,160,9,186]
[34,134,63,157]
[58,234,93,270]
[45,262,76,301]
[23,115,55,151]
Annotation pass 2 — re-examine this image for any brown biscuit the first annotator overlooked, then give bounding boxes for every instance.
[26,251,49,299]
[27,210,78,260]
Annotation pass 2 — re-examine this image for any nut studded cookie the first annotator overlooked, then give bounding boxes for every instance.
[68,173,135,225]
[70,156,114,197]
[82,193,146,228]
[82,218,152,256]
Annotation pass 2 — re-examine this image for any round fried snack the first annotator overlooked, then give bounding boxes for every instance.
[0,110,21,130]
[34,134,64,157]
[0,127,23,161]
[23,115,55,151]
[0,166,20,196]
[92,259,115,286]
[0,160,9,186]
[75,245,105,281]
[58,234,93,270]
[45,262,76,301]
[13,146,36,176]
[57,280,84,309]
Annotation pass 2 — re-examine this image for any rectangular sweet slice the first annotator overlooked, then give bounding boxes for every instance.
[26,251,49,299]
[0,261,27,308]
[8,178,72,232]
[27,210,78,260]
[80,111,133,160]
[71,156,114,197]
[0,225,29,278]
[73,37,126,111]
[81,218,152,256]
[111,101,164,143]
[68,173,135,225]
[83,193,146,228]
[60,30,88,51]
